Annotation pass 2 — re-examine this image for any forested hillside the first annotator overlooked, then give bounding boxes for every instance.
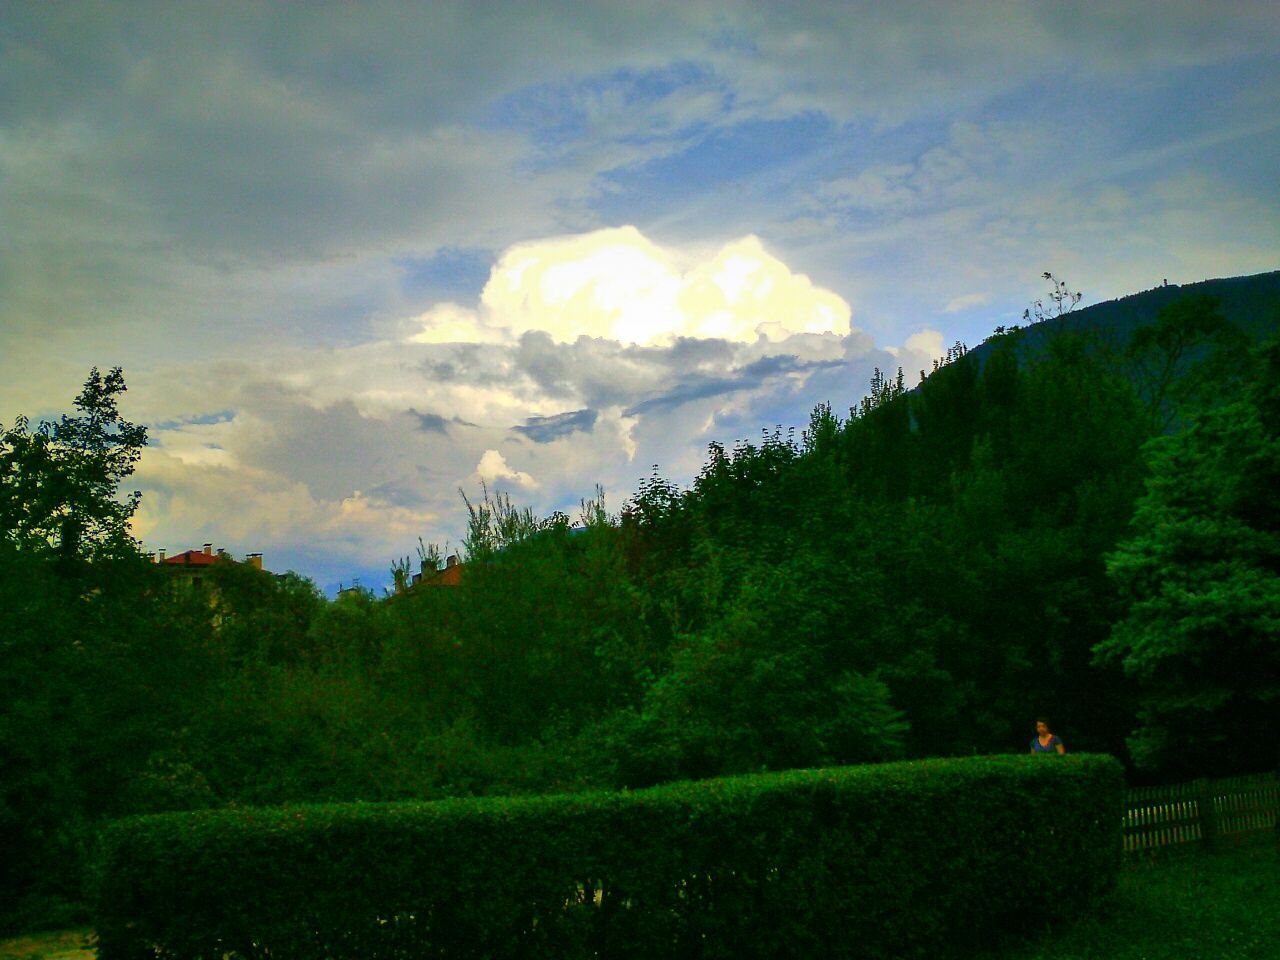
[2,274,1277,931]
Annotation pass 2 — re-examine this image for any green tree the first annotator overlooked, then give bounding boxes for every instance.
[1125,294,1251,431]
[0,367,147,567]
[308,585,392,668]
[0,538,218,930]
[1096,339,1280,776]
[595,539,910,788]
[199,558,326,666]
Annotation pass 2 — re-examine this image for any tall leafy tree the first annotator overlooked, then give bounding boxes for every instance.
[0,367,147,565]
[1096,339,1280,776]
[0,369,201,929]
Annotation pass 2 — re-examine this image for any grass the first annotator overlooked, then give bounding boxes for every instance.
[979,839,1280,960]
[0,930,93,960]
[2,841,1275,959]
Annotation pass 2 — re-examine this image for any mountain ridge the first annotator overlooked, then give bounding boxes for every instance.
[969,269,1280,362]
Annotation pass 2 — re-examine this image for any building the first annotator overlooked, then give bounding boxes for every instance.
[400,553,463,592]
[150,542,264,589]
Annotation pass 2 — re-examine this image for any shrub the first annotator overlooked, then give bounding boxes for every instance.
[94,754,1121,960]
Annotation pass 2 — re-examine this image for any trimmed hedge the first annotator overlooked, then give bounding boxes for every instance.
[94,755,1121,959]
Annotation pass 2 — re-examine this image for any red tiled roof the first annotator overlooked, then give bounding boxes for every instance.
[163,550,221,566]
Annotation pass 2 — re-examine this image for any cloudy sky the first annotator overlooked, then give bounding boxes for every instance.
[3,2,1277,593]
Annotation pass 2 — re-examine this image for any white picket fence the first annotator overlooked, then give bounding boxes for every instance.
[1123,772,1278,854]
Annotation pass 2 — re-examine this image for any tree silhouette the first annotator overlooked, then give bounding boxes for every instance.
[0,367,146,566]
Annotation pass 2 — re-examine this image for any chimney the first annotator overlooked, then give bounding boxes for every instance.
[216,547,225,558]
[446,554,458,568]
[202,543,213,556]
[247,553,263,570]
[157,548,166,562]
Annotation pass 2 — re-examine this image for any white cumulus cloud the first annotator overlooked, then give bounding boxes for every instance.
[407,302,508,345]
[475,449,538,488]
[407,226,852,347]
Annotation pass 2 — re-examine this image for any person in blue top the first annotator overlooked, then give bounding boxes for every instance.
[1030,717,1065,754]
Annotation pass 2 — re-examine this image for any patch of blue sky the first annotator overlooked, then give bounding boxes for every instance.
[1109,57,1280,193]
[320,564,392,600]
[971,56,1278,189]
[394,247,493,301]
[483,61,720,147]
[151,410,236,431]
[26,409,69,427]
[591,112,835,221]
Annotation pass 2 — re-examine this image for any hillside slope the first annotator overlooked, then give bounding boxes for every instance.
[969,269,1280,363]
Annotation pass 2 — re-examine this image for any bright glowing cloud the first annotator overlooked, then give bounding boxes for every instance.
[902,330,946,358]
[466,227,851,346]
[408,302,507,344]
[884,329,948,384]
[475,449,538,488]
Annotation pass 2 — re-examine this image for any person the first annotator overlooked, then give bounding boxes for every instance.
[1030,717,1065,755]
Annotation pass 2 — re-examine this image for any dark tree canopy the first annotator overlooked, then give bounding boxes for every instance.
[0,367,147,564]
[1096,338,1280,775]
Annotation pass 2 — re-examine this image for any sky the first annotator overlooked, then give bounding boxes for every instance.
[2,1,1278,594]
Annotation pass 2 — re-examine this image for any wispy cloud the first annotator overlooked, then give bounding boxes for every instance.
[944,293,991,314]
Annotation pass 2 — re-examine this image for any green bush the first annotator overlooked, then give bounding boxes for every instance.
[93,755,1121,960]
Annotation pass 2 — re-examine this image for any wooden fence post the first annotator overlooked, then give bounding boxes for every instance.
[1195,778,1218,851]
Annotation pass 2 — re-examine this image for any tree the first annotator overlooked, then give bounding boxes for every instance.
[1095,339,1280,776]
[200,558,327,666]
[460,482,551,560]
[1022,272,1082,327]
[0,367,147,565]
[1124,294,1251,431]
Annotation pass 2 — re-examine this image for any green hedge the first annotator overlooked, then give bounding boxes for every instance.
[93,755,1121,959]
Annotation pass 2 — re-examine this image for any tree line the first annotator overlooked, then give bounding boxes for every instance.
[2,291,1277,931]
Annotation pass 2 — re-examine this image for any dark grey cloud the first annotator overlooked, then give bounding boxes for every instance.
[423,358,465,383]
[623,377,744,416]
[421,343,520,389]
[412,410,450,434]
[0,3,716,282]
[740,354,842,380]
[515,331,579,399]
[623,355,844,416]
[225,386,444,502]
[513,408,598,443]
[410,408,477,434]
[665,337,737,367]
[503,325,857,418]
[514,331,767,410]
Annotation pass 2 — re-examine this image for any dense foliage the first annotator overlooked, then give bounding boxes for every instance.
[2,279,1277,932]
[94,755,1122,960]
[1096,338,1280,778]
